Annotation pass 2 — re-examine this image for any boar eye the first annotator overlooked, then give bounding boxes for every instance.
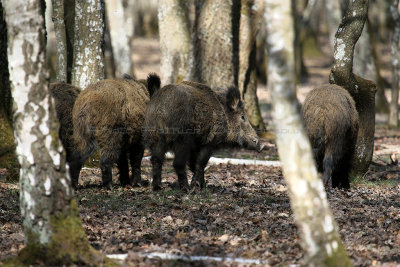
[241,114,245,121]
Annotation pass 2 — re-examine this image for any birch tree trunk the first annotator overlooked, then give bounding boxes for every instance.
[189,0,240,89]
[105,0,134,77]
[158,0,191,84]
[239,0,265,132]
[3,0,102,264]
[389,0,400,127]
[329,0,376,178]
[325,0,344,52]
[52,0,68,82]
[264,1,351,266]
[72,0,105,89]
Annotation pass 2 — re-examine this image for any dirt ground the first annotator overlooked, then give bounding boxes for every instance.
[1,37,400,266]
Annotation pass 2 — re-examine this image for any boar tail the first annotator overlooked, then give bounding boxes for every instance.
[146,73,161,97]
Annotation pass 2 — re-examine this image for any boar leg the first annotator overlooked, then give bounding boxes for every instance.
[117,150,130,186]
[151,141,166,191]
[69,144,95,189]
[191,146,213,189]
[130,143,147,187]
[173,144,190,190]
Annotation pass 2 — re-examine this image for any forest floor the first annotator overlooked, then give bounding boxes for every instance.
[1,38,400,266]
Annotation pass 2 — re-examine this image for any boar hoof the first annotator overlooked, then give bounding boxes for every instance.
[153,183,162,191]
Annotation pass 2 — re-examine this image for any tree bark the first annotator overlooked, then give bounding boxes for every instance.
[329,0,376,178]
[325,0,344,52]
[239,0,266,132]
[105,0,134,77]
[0,2,18,180]
[264,1,352,265]
[72,0,105,89]
[3,0,104,265]
[189,0,240,89]
[158,0,191,84]
[389,0,400,127]
[52,0,68,82]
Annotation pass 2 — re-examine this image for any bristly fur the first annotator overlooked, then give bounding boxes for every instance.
[146,73,161,96]
[302,84,359,189]
[143,81,260,191]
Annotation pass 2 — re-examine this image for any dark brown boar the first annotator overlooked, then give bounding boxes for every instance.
[143,81,264,191]
[49,82,81,171]
[71,73,161,188]
[302,84,359,189]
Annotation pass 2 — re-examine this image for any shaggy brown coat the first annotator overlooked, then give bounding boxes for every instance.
[71,74,160,188]
[302,84,359,188]
[144,81,263,191]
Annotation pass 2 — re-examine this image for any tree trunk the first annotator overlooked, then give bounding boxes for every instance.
[71,0,105,89]
[0,2,18,181]
[158,0,191,84]
[189,0,240,89]
[64,0,75,83]
[329,0,376,178]
[354,18,389,114]
[264,1,352,265]
[325,0,344,52]
[105,0,134,77]
[52,0,68,82]
[3,0,104,265]
[239,0,266,132]
[389,0,400,127]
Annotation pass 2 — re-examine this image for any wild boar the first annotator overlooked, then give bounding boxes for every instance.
[49,82,82,175]
[143,81,264,191]
[71,73,161,188]
[302,84,359,189]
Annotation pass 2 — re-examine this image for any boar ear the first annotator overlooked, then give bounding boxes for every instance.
[226,86,241,111]
[147,73,161,96]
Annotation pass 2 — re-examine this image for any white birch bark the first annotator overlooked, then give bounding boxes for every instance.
[72,0,105,89]
[158,0,191,84]
[264,0,351,265]
[3,0,73,244]
[105,0,134,77]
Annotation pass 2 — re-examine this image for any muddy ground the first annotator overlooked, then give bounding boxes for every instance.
[1,38,400,266]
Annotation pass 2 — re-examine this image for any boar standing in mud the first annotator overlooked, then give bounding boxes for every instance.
[302,84,359,189]
[71,74,161,188]
[144,81,264,191]
[49,82,81,176]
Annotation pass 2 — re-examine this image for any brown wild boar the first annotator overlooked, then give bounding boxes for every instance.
[71,73,161,188]
[302,84,359,189]
[49,82,82,174]
[143,81,264,191]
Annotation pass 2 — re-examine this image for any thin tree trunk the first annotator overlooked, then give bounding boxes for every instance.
[3,0,102,264]
[0,2,18,181]
[239,0,265,132]
[189,0,240,89]
[72,0,105,89]
[64,0,75,83]
[158,0,191,84]
[325,0,343,52]
[389,0,400,127]
[105,0,134,77]
[52,0,68,82]
[264,1,351,265]
[329,0,376,178]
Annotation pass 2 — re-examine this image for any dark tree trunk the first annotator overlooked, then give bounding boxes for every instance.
[389,0,400,127]
[329,0,376,178]
[0,2,18,180]
[239,0,266,132]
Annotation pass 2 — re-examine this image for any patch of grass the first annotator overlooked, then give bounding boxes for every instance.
[351,176,398,187]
